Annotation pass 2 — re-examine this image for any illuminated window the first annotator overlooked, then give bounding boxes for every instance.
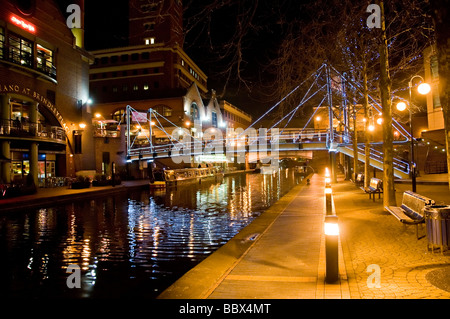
[0,27,4,59]
[143,84,149,91]
[8,33,33,67]
[145,37,155,45]
[133,84,139,91]
[37,44,56,79]
[113,109,126,123]
[163,106,172,117]
[153,105,172,117]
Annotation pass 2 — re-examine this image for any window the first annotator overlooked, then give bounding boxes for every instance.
[100,57,109,64]
[123,85,128,92]
[113,109,126,123]
[143,84,149,91]
[190,103,199,120]
[111,55,118,63]
[121,54,128,62]
[131,53,139,61]
[0,28,4,59]
[212,112,218,128]
[153,105,172,117]
[142,52,150,59]
[163,106,172,117]
[112,87,118,93]
[144,22,155,31]
[145,37,155,45]
[9,33,33,67]
[133,84,139,91]
[36,44,55,78]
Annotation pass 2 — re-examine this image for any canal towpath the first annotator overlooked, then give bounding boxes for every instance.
[158,173,348,299]
[159,172,450,299]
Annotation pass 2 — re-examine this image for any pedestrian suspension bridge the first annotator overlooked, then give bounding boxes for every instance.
[124,63,412,179]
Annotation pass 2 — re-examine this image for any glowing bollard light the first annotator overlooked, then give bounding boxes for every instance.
[324,215,339,283]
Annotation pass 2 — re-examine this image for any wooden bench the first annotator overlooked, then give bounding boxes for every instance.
[360,177,383,201]
[385,191,435,239]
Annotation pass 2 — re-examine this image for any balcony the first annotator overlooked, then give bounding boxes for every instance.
[0,119,66,144]
[0,43,57,82]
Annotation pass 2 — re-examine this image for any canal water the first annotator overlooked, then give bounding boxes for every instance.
[0,169,305,298]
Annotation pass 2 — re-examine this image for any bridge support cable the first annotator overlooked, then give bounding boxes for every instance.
[239,63,327,137]
[327,64,410,141]
[276,69,327,135]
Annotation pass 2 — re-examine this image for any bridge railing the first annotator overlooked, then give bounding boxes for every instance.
[355,146,410,173]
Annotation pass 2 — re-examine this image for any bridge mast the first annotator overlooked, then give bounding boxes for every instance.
[326,64,338,183]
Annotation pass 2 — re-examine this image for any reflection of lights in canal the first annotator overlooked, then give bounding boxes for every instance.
[0,169,303,298]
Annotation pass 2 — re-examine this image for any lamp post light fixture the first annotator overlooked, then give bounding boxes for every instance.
[396,75,431,192]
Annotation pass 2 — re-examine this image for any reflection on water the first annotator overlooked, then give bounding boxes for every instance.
[0,169,304,298]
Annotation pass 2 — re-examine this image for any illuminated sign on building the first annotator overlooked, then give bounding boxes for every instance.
[10,15,36,33]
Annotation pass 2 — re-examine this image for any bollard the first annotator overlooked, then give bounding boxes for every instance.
[324,215,339,283]
[325,187,332,215]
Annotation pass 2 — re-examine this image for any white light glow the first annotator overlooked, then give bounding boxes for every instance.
[396,102,407,112]
[418,83,431,95]
[324,223,339,236]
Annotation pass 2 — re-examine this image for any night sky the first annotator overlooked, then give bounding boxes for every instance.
[54,0,309,118]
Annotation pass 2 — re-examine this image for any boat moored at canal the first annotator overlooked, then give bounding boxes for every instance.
[158,165,224,187]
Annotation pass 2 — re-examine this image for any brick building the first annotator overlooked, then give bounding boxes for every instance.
[89,0,252,177]
[0,0,95,186]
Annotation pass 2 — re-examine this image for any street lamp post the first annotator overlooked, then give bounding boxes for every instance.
[397,75,431,193]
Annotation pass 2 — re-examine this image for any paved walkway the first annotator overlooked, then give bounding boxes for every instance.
[159,172,450,299]
[334,177,450,299]
[159,174,350,299]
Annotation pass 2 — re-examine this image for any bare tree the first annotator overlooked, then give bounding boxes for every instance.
[430,0,450,189]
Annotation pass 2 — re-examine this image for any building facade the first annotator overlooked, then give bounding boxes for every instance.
[0,0,95,186]
[422,45,447,173]
[89,0,251,177]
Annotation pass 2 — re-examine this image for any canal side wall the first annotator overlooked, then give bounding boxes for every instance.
[157,173,313,299]
[0,180,150,213]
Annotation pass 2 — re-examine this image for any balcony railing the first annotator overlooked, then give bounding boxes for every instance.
[0,43,57,80]
[0,119,66,143]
